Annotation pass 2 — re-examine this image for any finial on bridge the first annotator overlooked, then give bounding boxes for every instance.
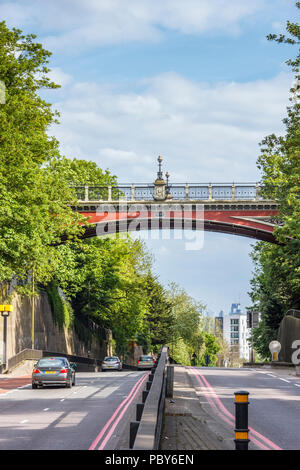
[154,156,172,200]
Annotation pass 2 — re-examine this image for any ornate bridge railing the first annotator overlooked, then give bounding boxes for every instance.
[71,183,264,202]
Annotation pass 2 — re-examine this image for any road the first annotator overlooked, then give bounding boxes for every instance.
[0,370,148,450]
[188,366,300,450]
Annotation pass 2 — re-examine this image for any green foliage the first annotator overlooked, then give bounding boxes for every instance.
[53,236,152,354]
[168,338,191,365]
[0,21,84,285]
[142,272,173,347]
[198,332,220,367]
[45,280,74,330]
[166,282,210,365]
[250,4,300,356]
[73,316,93,348]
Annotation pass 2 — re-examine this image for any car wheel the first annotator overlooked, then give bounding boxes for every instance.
[72,375,75,386]
[66,377,72,388]
[32,383,38,389]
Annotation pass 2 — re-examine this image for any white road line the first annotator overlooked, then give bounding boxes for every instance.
[267,374,277,377]
[96,386,120,398]
[43,408,49,411]
[279,378,290,383]
[294,384,300,387]
[20,420,28,424]
[60,399,65,402]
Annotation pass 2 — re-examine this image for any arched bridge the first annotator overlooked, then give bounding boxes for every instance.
[71,181,279,243]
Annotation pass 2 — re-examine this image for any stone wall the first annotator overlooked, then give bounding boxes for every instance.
[0,291,111,363]
[278,314,300,363]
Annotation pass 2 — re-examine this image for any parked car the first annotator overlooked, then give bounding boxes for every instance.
[101,356,122,371]
[32,357,76,389]
[137,355,155,369]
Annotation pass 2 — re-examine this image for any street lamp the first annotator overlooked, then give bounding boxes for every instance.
[157,155,163,180]
[0,304,13,367]
[269,340,281,362]
[165,171,170,196]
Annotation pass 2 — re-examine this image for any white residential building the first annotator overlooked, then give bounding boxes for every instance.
[216,304,250,361]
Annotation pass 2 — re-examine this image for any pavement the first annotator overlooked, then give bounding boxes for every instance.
[160,365,234,450]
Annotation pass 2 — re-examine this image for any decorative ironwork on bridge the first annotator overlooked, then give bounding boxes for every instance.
[72,154,268,204]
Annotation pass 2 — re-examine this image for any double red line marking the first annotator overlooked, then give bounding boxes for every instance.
[89,372,149,450]
[189,367,282,451]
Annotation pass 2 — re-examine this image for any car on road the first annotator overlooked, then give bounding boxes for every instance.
[101,356,123,371]
[137,355,155,370]
[32,357,76,389]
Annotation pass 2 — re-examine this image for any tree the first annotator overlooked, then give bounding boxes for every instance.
[141,272,173,350]
[250,2,300,356]
[51,235,152,356]
[0,22,84,286]
[166,282,206,364]
[198,332,220,367]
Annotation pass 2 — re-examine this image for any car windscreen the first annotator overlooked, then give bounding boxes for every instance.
[38,358,66,368]
[104,357,119,362]
[140,356,153,362]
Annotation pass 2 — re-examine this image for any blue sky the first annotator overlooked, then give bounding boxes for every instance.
[2,0,298,314]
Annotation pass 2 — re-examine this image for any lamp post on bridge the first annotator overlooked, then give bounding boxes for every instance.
[165,171,171,198]
[154,156,172,201]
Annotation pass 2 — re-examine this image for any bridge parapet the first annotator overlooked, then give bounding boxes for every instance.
[72,183,274,204]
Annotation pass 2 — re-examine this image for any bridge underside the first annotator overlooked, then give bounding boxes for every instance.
[80,218,278,243]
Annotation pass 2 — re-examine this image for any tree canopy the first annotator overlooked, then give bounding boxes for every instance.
[250,3,300,359]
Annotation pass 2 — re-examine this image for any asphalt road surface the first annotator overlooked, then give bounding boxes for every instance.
[188,366,300,450]
[0,370,148,450]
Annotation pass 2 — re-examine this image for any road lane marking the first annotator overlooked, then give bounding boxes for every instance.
[294,384,300,387]
[96,386,120,398]
[43,408,49,411]
[20,420,28,424]
[89,372,149,451]
[268,374,277,377]
[189,367,282,451]
[279,378,290,383]
[189,368,270,450]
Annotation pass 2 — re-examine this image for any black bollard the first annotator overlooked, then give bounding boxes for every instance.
[129,421,139,449]
[136,403,144,421]
[142,389,149,403]
[234,391,250,450]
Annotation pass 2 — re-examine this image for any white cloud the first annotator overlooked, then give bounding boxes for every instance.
[47,67,73,87]
[2,0,268,50]
[49,71,292,183]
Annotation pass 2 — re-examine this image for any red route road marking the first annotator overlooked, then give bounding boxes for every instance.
[189,367,282,451]
[0,376,31,394]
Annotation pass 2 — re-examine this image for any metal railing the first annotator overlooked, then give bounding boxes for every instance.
[71,183,267,202]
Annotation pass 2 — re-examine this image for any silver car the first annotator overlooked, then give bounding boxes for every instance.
[101,356,122,371]
[137,355,155,369]
[32,357,76,389]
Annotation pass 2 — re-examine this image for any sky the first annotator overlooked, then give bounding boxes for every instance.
[1,0,298,315]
